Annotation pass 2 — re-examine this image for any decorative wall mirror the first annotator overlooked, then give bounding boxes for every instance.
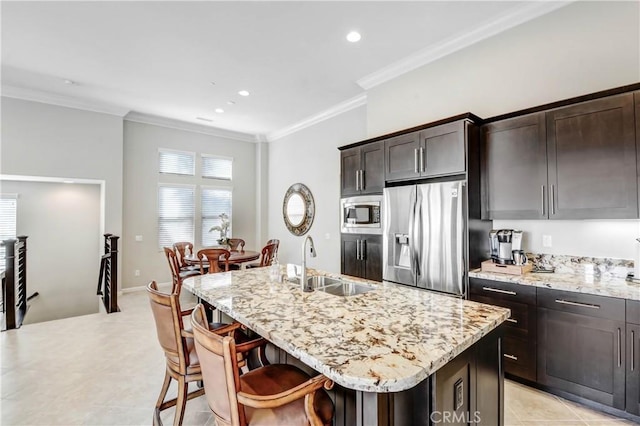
[283,183,315,236]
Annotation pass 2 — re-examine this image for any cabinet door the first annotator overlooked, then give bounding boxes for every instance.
[626,324,640,415]
[360,141,384,194]
[385,132,421,181]
[481,113,548,219]
[340,147,361,196]
[341,235,361,278]
[421,121,466,177]
[537,308,626,409]
[362,235,382,282]
[547,93,638,219]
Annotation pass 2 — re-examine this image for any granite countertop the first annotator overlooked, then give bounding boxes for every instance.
[469,269,640,301]
[182,267,509,393]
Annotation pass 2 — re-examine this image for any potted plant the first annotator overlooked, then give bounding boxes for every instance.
[209,213,230,247]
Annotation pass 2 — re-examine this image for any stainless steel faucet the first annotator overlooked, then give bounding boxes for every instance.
[300,235,316,292]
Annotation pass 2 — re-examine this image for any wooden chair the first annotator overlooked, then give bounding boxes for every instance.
[246,240,279,269]
[164,247,200,294]
[173,242,198,272]
[190,304,335,426]
[227,238,246,252]
[197,248,231,274]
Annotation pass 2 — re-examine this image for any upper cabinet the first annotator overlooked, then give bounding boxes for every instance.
[482,92,639,220]
[481,112,548,219]
[547,93,637,219]
[340,141,384,196]
[385,121,466,182]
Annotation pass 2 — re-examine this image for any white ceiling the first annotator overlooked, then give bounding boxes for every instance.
[1,1,567,141]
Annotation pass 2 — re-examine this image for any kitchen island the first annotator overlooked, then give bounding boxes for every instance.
[183,268,510,425]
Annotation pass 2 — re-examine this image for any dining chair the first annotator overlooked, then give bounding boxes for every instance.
[227,238,246,252]
[197,248,231,274]
[164,247,200,294]
[173,241,198,272]
[246,240,279,269]
[190,304,335,426]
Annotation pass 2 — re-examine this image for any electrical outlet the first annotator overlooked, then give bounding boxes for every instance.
[134,269,140,277]
[542,235,552,248]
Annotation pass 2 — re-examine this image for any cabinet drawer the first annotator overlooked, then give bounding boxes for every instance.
[471,294,533,338]
[503,334,536,382]
[628,300,640,325]
[469,278,536,305]
[537,288,625,321]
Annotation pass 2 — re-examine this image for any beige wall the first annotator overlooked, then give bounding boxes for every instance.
[122,120,257,288]
[267,106,367,272]
[363,0,640,260]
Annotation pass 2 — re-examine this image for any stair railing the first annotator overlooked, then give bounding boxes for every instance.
[2,236,30,330]
[97,233,119,313]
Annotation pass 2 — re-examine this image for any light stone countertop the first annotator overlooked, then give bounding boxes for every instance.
[469,269,640,301]
[182,267,509,393]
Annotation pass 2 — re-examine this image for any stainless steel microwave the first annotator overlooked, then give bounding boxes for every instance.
[340,195,382,234]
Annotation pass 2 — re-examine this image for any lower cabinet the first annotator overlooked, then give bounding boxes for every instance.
[341,234,382,282]
[537,288,626,410]
[627,301,640,415]
[469,278,537,382]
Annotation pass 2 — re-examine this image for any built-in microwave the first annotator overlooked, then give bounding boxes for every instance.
[340,195,383,234]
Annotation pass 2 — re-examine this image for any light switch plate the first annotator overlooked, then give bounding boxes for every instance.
[135,235,143,242]
[542,235,552,248]
[454,379,464,410]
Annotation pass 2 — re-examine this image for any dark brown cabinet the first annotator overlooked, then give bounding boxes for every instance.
[627,300,640,415]
[481,113,548,220]
[537,288,626,409]
[340,141,384,196]
[547,93,637,219]
[469,278,537,382]
[385,121,466,182]
[481,92,638,220]
[340,234,382,282]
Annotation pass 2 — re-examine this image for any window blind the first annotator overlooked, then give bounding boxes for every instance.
[159,149,195,176]
[202,187,232,247]
[0,196,17,268]
[158,185,195,248]
[202,155,232,180]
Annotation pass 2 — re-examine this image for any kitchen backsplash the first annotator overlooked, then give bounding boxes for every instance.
[527,253,633,279]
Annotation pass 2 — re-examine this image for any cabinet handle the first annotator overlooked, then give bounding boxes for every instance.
[505,318,518,324]
[551,184,555,215]
[355,170,360,191]
[554,299,600,309]
[632,330,635,372]
[361,240,366,261]
[414,149,419,173]
[504,354,518,361]
[482,286,516,296]
[420,147,425,173]
[356,239,361,260]
[618,328,622,368]
[360,170,365,190]
[541,185,545,216]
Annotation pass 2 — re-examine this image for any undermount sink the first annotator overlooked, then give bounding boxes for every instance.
[287,275,375,296]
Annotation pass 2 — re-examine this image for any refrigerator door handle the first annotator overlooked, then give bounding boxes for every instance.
[414,187,423,278]
[408,188,417,280]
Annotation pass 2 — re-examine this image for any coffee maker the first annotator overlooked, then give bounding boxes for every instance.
[489,229,523,264]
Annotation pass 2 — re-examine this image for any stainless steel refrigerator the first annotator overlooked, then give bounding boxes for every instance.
[383,180,466,296]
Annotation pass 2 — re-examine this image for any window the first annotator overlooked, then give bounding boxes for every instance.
[159,149,195,176]
[158,185,194,248]
[0,195,17,266]
[202,155,233,180]
[202,187,232,247]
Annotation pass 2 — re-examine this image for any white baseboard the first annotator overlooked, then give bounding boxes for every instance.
[119,281,171,296]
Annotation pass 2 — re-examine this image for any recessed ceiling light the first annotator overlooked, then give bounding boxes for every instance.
[215,108,225,113]
[196,117,214,122]
[210,82,216,86]
[63,79,76,85]
[238,90,250,97]
[227,101,236,105]
[346,31,361,43]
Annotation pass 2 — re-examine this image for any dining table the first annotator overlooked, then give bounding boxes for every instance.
[183,249,260,270]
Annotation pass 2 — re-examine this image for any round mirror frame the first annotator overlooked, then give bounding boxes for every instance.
[283,183,315,236]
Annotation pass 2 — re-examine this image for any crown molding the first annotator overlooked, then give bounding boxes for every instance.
[357,1,574,90]
[124,112,257,143]
[267,93,367,142]
[1,85,130,117]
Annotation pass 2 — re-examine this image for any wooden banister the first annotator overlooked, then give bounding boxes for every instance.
[97,233,119,313]
[2,236,30,331]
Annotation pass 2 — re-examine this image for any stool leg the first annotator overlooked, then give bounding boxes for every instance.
[173,376,188,426]
[154,370,172,425]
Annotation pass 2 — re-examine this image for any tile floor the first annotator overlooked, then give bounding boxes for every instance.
[1,286,635,425]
